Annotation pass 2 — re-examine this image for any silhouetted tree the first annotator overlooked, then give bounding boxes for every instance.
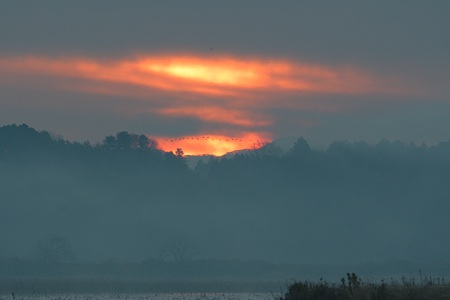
[103,135,117,150]
[138,134,160,150]
[255,142,283,158]
[147,137,160,150]
[291,137,311,156]
[138,134,150,149]
[116,131,132,150]
[160,235,193,262]
[175,148,184,158]
[0,124,53,152]
[33,235,75,264]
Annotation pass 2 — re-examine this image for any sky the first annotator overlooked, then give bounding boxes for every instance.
[1,1,449,155]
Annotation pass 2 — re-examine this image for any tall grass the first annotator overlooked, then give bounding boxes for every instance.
[279,273,450,300]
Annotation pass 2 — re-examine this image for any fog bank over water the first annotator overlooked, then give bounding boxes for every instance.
[1,124,449,274]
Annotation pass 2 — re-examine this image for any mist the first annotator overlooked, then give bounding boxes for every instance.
[1,124,449,282]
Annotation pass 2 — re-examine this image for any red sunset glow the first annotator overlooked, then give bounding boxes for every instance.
[0,54,395,97]
[156,133,269,156]
[0,54,409,155]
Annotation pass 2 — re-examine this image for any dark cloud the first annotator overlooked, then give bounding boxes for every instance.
[2,2,449,63]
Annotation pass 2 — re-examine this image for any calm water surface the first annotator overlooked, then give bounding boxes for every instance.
[2,293,280,300]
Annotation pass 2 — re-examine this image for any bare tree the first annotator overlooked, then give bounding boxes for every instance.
[160,235,193,262]
[33,235,75,264]
[252,141,283,158]
[138,134,160,150]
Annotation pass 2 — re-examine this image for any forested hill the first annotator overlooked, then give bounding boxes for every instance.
[0,123,187,169]
[1,123,449,266]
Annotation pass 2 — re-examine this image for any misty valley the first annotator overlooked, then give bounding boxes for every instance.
[3,1,450,298]
[1,124,449,298]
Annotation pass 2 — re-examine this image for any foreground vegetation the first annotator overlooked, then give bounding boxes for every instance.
[280,273,450,300]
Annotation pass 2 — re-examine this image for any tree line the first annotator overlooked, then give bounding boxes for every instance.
[1,123,449,265]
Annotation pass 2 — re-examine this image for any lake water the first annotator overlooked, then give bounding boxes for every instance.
[2,293,280,300]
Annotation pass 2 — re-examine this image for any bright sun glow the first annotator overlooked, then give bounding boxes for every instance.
[156,133,270,156]
[0,54,393,98]
[0,53,411,155]
[144,60,259,86]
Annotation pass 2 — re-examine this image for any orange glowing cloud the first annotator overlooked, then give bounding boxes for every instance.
[142,58,260,88]
[0,54,403,99]
[0,53,409,120]
[156,133,270,156]
[157,106,272,127]
[137,56,394,95]
[0,53,413,155]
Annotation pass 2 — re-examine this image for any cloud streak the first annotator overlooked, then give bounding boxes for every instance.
[0,53,416,154]
[0,54,405,96]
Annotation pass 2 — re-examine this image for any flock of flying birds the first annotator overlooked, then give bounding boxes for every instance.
[162,136,261,143]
